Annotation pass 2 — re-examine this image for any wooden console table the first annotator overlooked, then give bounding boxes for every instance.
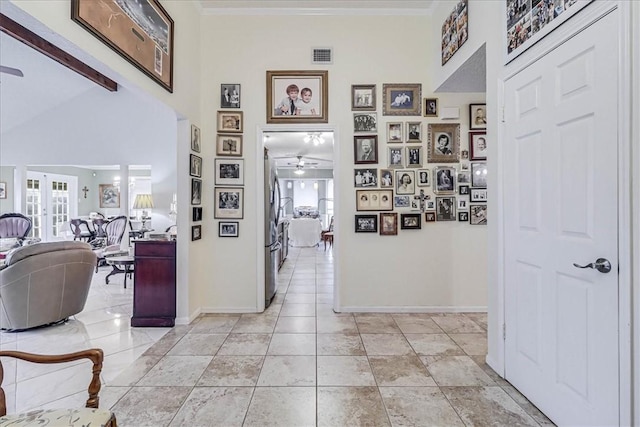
[131,240,176,327]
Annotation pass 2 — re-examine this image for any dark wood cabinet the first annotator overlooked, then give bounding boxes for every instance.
[131,240,176,327]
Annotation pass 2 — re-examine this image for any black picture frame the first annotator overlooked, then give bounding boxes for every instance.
[192,207,203,222]
[354,215,378,233]
[219,221,239,237]
[470,204,487,225]
[191,225,202,241]
[400,213,422,230]
[190,154,202,178]
[220,83,241,109]
[353,135,378,164]
[436,196,456,221]
[458,211,469,222]
[424,98,438,117]
[191,178,202,205]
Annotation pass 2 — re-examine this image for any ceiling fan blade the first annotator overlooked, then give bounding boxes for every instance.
[0,65,24,77]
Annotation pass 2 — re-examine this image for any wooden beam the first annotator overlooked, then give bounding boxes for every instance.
[0,13,118,92]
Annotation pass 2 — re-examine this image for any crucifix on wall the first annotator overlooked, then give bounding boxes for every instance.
[414,189,430,213]
[82,186,89,198]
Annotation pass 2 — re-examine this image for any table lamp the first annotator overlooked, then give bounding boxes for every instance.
[133,194,154,231]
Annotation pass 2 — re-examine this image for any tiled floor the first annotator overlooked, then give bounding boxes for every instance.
[101,246,553,427]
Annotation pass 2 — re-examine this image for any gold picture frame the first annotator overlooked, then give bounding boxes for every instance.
[427,123,460,163]
[382,83,422,116]
[266,70,328,123]
[217,111,243,133]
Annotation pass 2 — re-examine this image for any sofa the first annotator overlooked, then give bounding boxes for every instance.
[0,241,97,331]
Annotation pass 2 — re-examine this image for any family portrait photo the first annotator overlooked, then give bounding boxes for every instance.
[354,168,378,188]
[355,215,377,233]
[380,169,393,188]
[0,182,7,199]
[383,83,422,116]
[441,0,468,65]
[192,207,202,222]
[215,159,244,186]
[354,136,378,164]
[379,212,398,235]
[267,70,328,123]
[387,122,403,142]
[351,84,376,111]
[406,122,422,142]
[388,147,404,168]
[471,162,488,188]
[220,84,241,108]
[217,111,243,133]
[191,225,201,241]
[417,169,430,187]
[470,204,487,225]
[215,187,244,219]
[219,221,239,237]
[401,213,421,230]
[406,146,422,168]
[354,113,377,133]
[216,134,243,157]
[356,190,393,211]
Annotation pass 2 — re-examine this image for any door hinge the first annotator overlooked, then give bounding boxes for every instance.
[503,323,506,340]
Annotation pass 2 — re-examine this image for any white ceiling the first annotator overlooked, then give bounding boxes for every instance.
[265,131,334,169]
[198,0,436,14]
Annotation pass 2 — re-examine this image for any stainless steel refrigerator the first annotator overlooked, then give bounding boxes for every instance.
[264,148,281,308]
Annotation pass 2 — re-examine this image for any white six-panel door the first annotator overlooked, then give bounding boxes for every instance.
[503,10,619,426]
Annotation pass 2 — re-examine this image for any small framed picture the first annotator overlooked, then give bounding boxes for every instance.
[354,168,378,188]
[217,111,243,133]
[189,154,202,178]
[354,135,378,164]
[355,214,378,233]
[436,196,456,221]
[219,221,239,237]
[351,84,376,111]
[192,207,203,222]
[356,189,393,211]
[425,212,436,222]
[388,147,404,168]
[417,169,430,187]
[406,122,422,142]
[428,123,460,163]
[426,200,436,211]
[354,112,377,133]
[406,146,422,168]
[382,83,422,116]
[470,204,488,225]
[0,182,7,199]
[424,98,438,117]
[400,213,421,230]
[215,159,244,186]
[395,170,416,195]
[387,122,403,143]
[457,198,468,210]
[191,225,202,241]
[461,162,469,171]
[471,188,488,202]
[461,150,469,160]
[216,134,243,157]
[469,131,487,160]
[190,124,201,153]
[191,178,202,205]
[459,185,470,195]
[458,211,469,222]
[214,187,244,219]
[458,171,471,185]
[220,83,241,109]
[469,103,487,130]
[99,184,120,208]
[379,212,398,235]
[394,195,411,209]
[434,166,456,194]
[379,169,393,188]
[471,162,488,188]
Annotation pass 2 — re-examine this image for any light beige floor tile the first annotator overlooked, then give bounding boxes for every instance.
[257,355,316,386]
[360,333,414,355]
[469,355,510,387]
[286,285,317,294]
[243,387,316,427]
[110,386,191,427]
[463,312,488,329]
[317,333,365,356]
[316,316,358,333]
[267,333,316,355]
[231,315,277,333]
[355,315,402,333]
[167,333,227,356]
[369,355,437,386]
[449,333,488,356]
[405,333,465,356]
[317,355,376,386]
[317,386,390,427]
[280,303,316,317]
[168,386,253,427]
[501,384,556,426]
[197,355,264,386]
[137,355,212,386]
[284,293,316,303]
[108,355,163,386]
[431,314,485,333]
[316,303,342,317]
[392,314,444,334]
[189,315,240,333]
[143,332,184,356]
[380,387,464,426]
[217,334,271,355]
[421,355,495,386]
[316,294,333,304]
[274,316,316,333]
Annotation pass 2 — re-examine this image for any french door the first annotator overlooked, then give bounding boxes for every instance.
[26,172,78,241]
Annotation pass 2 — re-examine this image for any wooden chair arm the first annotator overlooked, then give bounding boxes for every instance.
[0,348,104,416]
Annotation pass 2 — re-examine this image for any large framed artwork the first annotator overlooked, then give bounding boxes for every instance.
[71,0,174,92]
[441,0,468,65]
[266,70,328,123]
[504,0,593,63]
[99,184,120,208]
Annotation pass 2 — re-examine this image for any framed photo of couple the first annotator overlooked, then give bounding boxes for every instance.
[266,70,328,123]
[382,83,422,116]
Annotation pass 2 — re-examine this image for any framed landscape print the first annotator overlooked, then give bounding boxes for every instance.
[356,189,393,211]
[190,125,201,153]
[219,221,239,237]
[379,212,398,235]
[382,83,422,116]
[355,215,378,233]
[189,154,202,178]
[400,213,422,230]
[220,83,241,109]
[266,70,328,123]
[354,136,378,164]
[469,104,487,130]
[215,159,244,186]
[217,111,243,133]
[216,134,243,157]
[441,0,468,66]
[427,123,460,163]
[71,0,174,92]
[424,98,438,117]
[351,84,376,111]
[99,184,120,208]
[214,187,244,219]
[469,131,487,160]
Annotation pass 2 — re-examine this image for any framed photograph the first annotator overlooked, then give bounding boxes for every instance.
[426,200,436,211]
[353,136,378,164]
[417,169,430,187]
[406,122,422,142]
[214,187,244,219]
[470,204,487,225]
[471,188,488,202]
[191,178,202,205]
[215,159,244,186]
[99,184,120,208]
[189,154,202,178]
[457,197,468,210]
[383,83,422,116]
[394,195,411,209]
[379,169,393,188]
[458,171,470,184]
[351,84,376,111]
[191,225,202,241]
[471,162,487,188]
[388,147,404,168]
[428,123,460,163]
[436,196,456,221]
[425,212,436,222]
[424,98,438,117]
[216,134,243,157]
[192,207,203,222]
[379,212,398,235]
[395,170,416,195]
[459,185,470,195]
[461,162,469,171]
[458,211,469,222]
[356,189,393,211]
[469,131,487,160]
[461,150,469,160]
[469,103,487,130]
[441,0,468,66]
[71,0,174,92]
[406,146,422,168]
[220,83,241,109]
[0,182,6,199]
[355,215,378,233]
[266,70,328,123]
[190,125,201,153]
[401,213,422,230]
[219,221,239,237]
[354,113,377,133]
[434,166,457,194]
[354,168,378,188]
[387,122,403,143]
[217,111,243,133]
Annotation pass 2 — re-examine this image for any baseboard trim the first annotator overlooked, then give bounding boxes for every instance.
[175,307,201,325]
[337,306,488,313]
[200,306,259,314]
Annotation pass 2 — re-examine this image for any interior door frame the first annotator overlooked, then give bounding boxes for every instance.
[26,170,78,241]
[496,2,633,424]
[255,124,340,313]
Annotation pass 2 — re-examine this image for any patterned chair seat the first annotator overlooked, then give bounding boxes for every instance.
[0,408,116,427]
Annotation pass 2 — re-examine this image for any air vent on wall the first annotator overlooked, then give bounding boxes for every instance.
[312,48,333,64]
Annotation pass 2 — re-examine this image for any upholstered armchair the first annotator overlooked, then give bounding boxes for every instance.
[92,216,129,272]
[0,213,32,239]
[0,348,117,426]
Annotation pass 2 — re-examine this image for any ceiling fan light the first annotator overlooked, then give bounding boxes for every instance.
[294,168,304,175]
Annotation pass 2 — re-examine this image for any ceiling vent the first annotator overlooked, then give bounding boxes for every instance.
[312,48,333,64]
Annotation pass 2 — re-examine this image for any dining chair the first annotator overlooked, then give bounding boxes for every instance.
[69,219,96,242]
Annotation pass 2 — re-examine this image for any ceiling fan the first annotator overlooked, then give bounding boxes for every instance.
[0,65,24,77]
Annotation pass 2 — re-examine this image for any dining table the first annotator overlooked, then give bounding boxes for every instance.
[288,218,322,247]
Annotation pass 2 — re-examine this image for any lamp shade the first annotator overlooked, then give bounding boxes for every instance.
[133,194,154,210]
